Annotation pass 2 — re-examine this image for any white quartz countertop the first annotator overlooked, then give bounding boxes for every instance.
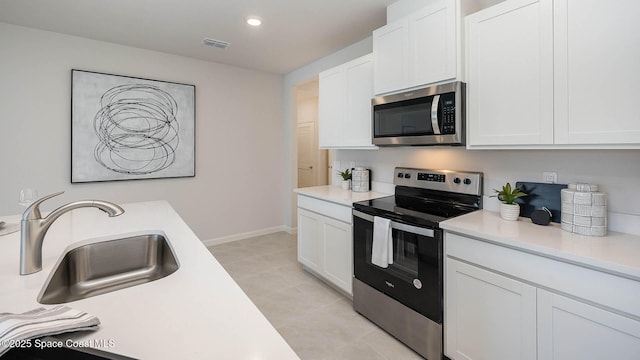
[0,200,299,359]
[294,185,391,206]
[441,210,640,281]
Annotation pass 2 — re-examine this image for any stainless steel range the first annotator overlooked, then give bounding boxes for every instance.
[352,167,483,359]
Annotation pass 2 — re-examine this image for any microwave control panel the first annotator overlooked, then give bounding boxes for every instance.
[441,92,456,135]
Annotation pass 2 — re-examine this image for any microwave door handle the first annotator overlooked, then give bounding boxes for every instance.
[431,94,441,135]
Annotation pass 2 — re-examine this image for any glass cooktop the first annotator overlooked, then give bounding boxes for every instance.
[353,186,481,228]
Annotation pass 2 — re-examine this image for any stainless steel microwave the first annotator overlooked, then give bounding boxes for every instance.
[372,81,465,146]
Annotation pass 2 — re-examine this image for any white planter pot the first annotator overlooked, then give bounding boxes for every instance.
[500,203,520,221]
[340,180,351,190]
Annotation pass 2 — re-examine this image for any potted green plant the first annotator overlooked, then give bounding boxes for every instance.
[492,182,527,221]
[338,168,351,190]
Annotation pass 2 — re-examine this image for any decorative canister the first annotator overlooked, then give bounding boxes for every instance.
[560,183,607,236]
[351,167,370,192]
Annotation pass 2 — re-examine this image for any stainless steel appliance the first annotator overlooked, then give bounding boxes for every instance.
[372,82,465,146]
[352,167,483,359]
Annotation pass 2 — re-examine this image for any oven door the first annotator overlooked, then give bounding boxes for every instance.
[353,209,442,323]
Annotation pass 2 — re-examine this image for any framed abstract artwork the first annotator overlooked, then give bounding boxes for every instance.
[71,69,195,183]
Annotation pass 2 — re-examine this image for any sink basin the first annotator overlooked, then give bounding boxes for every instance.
[38,232,179,304]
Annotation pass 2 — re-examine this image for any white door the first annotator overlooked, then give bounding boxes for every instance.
[296,87,327,188]
[537,289,640,359]
[409,0,456,88]
[445,258,537,360]
[297,209,322,273]
[297,122,315,188]
[373,19,409,95]
[466,0,554,146]
[553,0,640,144]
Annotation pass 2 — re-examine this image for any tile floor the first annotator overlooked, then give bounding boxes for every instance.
[207,232,423,360]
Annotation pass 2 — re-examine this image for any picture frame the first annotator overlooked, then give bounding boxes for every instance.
[71,69,196,183]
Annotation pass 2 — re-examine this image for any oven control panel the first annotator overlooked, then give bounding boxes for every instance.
[394,167,483,196]
[417,172,446,182]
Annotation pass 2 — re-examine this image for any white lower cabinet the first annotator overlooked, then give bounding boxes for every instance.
[537,289,640,360]
[297,207,322,273]
[446,258,537,360]
[319,215,352,293]
[297,203,352,295]
[445,232,640,360]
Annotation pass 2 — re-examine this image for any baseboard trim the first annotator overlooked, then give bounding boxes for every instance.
[202,225,291,247]
[285,226,297,235]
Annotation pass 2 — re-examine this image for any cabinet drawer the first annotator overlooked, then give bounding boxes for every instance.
[297,195,352,224]
[446,232,640,319]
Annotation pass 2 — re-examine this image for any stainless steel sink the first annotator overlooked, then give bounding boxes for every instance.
[38,233,179,304]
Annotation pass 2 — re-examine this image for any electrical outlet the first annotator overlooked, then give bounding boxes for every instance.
[349,161,356,170]
[543,172,557,184]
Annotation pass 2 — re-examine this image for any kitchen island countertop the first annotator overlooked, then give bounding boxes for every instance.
[0,200,299,359]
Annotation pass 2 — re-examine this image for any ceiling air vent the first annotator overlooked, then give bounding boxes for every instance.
[202,38,230,49]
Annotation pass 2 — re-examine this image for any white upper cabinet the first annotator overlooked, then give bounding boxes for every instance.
[318,66,345,148]
[467,0,640,148]
[374,0,457,95]
[553,0,640,145]
[466,0,554,146]
[408,2,457,89]
[373,20,409,95]
[318,53,377,149]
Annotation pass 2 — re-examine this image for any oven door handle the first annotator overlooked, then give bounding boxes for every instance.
[353,210,435,238]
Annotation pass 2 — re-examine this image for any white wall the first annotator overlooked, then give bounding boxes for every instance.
[0,22,286,241]
[334,147,640,235]
[284,37,373,228]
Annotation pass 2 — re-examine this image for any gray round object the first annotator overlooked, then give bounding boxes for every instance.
[531,208,551,226]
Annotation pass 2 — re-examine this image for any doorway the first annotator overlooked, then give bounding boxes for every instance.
[294,78,328,188]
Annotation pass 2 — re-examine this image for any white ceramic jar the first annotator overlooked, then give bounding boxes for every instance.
[561,183,607,236]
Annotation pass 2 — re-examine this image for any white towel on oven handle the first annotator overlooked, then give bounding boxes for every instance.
[371,216,393,268]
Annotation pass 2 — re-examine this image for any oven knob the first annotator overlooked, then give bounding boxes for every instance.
[453,177,461,184]
[413,279,423,289]
[404,173,411,179]
[464,178,472,185]
[397,172,404,178]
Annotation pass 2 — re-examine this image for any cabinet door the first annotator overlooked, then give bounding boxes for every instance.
[554,0,640,144]
[321,216,353,295]
[297,208,322,273]
[409,0,456,88]
[466,0,554,146]
[373,19,409,95]
[318,66,345,148]
[445,258,536,360]
[537,289,640,359]
[344,54,374,148]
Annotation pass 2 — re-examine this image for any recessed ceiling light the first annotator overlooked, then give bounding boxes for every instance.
[245,15,262,27]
